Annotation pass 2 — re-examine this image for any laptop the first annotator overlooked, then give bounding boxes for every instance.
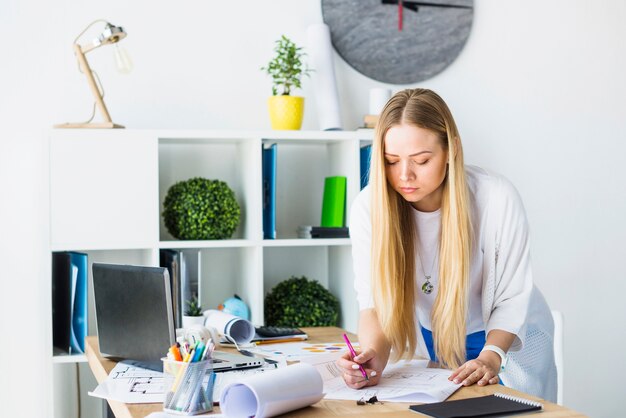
[92,263,262,371]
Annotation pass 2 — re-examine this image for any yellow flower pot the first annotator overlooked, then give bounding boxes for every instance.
[268,96,304,130]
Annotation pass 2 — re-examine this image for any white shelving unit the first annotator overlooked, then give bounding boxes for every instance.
[48,128,374,365]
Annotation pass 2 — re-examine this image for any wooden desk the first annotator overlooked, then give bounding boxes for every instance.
[86,327,585,418]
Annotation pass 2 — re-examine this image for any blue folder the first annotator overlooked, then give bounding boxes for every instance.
[262,143,277,239]
[52,251,88,354]
[69,252,88,354]
[360,144,372,190]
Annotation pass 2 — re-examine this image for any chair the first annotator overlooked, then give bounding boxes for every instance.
[551,310,564,405]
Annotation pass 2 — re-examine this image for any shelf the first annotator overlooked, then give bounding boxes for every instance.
[159,239,351,248]
[159,239,256,249]
[262,238,351,247]
[157,129,373,143]
[52,353,88,364]
[158,137,260,242]
[263,137,355,146]
[50,244,157,252]
[49,129,366,418]
[50,129,364,354]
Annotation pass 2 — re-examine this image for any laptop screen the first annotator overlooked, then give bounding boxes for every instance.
[93,263,176,362]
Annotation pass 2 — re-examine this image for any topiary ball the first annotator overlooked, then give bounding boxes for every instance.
[264,276,340,327]
[162,177,241,240]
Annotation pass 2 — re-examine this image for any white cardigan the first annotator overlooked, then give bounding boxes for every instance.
[350,166,557,402]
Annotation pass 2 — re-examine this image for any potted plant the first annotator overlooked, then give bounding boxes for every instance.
[162,177,241,240]
[262,35,312,130]
[182,296,206,328]
[264,276,340,327]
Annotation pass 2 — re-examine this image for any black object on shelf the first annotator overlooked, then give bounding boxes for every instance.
[297,226,349,239]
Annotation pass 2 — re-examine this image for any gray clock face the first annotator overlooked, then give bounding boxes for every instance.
[321,0,473,84]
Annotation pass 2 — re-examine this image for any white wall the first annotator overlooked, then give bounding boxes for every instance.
[1,0,624,417]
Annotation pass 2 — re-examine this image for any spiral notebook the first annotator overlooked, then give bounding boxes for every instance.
[409,392,542,417]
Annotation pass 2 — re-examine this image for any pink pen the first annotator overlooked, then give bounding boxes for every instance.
[343,333,369,381]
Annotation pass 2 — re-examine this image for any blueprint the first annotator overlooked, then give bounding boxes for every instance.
[89,359,280,404]
[88,360,166,404]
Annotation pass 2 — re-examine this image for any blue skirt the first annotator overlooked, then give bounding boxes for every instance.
[420,326,486,363]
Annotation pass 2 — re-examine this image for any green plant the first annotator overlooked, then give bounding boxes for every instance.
[162,177,240,240]
[185,295,203,316]
[261,35,312,96]
[264,276,339,327]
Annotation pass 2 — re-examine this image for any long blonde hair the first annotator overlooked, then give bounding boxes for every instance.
[370,89,472,368]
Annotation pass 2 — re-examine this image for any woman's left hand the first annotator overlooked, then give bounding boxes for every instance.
[448,351,501,386]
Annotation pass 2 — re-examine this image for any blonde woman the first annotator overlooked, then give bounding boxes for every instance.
[337,89,557,401]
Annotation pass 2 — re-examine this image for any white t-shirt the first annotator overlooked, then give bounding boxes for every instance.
[350,165,492,334]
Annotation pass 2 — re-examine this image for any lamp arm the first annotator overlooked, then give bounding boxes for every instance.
[73,19,109,44]
[80,42,102,54]
[73,43,113,123]
[73,19,111,55]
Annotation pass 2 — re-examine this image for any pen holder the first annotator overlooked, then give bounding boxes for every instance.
[162,358,214,415]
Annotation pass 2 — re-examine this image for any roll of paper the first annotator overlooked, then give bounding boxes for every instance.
[203,309,255,345]
[307,23,342,131]
[220,363,324,418]
[369,88,392,115]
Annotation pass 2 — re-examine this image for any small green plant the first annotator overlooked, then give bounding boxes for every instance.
[185,296,203,317]
[264,276,340,327]
[162,177,240,240]
[261,35,312,96]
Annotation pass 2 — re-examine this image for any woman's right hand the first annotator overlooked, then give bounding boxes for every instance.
[335,348,382,389]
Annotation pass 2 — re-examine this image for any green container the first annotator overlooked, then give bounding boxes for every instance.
[321,176,347,227]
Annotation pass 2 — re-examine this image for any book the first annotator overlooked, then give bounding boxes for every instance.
[409,392,543,418]
[180,249,201,316]
[321,176,347,227]
[297,226,349,239]
[52,251,88,354]
[363,114,379,129]
[262,143,277,239]
[160,249,201,328]
[52,252,71,352]
[360,144,372,189]
[160,249,181,328]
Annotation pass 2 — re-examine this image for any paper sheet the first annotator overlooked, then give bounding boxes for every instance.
[90,357,283,406]
[304,358,462,404]
[219,363,324,418]
[88,360,166,404]
[146,413,223,418]
[248,341,355,362]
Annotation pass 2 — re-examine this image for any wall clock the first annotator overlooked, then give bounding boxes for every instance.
[321,0,473,84]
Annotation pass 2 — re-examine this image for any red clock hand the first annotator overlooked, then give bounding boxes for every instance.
[399,0,403,31]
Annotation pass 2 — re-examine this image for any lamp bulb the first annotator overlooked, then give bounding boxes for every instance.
[114,44,133,74]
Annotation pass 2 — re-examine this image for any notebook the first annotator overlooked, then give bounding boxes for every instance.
[409,392,542,418]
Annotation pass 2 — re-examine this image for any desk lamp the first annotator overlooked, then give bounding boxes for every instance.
[55,20,132,129]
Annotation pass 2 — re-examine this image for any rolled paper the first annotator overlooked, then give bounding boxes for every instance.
[307,23,343,131]
[203,309,255,345]
[220,363,324,418]
[369,88,392,116]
